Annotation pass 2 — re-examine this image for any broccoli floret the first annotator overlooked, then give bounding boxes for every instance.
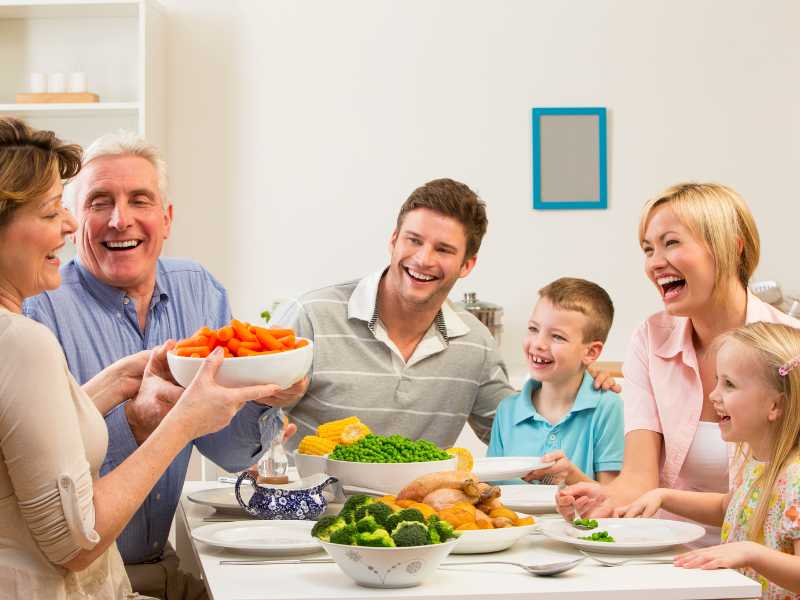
[426,524,441,544]
[355,529,395,547]
[311,515,347,541]
[356,514,381,533]
[391,521,429,547]
[342,494,372,515]
[329,524,358,545]
[354,498,377,521]
[428,515,458,543]
[364,501,393,527]
[385,508,425,532]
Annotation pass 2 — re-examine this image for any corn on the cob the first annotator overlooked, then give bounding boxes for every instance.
[340,422,371,445]
[297,435,336,456]
[316,416,362,441]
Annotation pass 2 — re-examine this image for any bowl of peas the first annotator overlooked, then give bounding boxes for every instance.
[325,434,457,495]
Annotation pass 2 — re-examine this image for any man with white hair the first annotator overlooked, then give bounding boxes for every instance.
[25,132,305,599]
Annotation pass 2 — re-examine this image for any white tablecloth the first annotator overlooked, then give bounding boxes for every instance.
[177,481,760,600]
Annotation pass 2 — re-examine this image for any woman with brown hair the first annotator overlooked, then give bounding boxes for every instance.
[0,116,281,598]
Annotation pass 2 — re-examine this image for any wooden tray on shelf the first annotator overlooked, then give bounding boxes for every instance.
[15,92,99,104]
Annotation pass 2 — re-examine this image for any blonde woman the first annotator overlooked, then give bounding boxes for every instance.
[558,183,799,546]
[619,322,800,599]
[0,117,282,598]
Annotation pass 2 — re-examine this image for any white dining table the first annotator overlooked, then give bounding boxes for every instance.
[177,481,761,600]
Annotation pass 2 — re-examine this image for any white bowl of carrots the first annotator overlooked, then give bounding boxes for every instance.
[167,320,313,388]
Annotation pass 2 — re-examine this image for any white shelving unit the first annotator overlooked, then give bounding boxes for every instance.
[0,0,165,150]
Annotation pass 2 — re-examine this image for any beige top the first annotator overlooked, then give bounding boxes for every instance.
[0,307,133,599]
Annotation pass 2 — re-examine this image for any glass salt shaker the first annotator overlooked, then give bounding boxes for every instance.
[257,408,289,484]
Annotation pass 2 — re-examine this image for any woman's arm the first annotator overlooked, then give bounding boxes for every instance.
[63,346,282,571]
[602,429,662,506]
[616,487,729,527]
[81,350,150,415]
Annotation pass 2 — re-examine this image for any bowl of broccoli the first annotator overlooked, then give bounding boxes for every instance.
[311,495,460,588]
[325,434,456,495]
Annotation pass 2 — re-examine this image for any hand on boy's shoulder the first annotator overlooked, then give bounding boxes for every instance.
[587,364,621,393]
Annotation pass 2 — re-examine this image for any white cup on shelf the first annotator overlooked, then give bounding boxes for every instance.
[29,72,47,93]
[47,72,66,93]
[68,72,87,93]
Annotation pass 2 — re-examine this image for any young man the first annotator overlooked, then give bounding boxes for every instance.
[272,178,512,447]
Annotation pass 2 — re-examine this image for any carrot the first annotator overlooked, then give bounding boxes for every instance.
[236,346,258,357]
[253,326,294,338]
[177,346,210,357]
[239,340,261,351]
[254,328,284,351]
[193,326,214,338]
[222,347,234,358]
[176,335,208,348]
[217,326,234,342]
[227,338,241,353]
[231,319,257,341]
[295,339,309,348]
[276,334,296,348]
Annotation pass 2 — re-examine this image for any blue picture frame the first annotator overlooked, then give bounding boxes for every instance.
[532,107,607,210]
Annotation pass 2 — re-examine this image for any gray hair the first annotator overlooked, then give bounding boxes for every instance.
[64,130,168,212]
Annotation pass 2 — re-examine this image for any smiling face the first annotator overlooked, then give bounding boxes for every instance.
[641,205,717,316]
[711,338,782,455]
[385,208,476,310]
[72,155,172,294]
[523,298,603,384]
[0,178,77,304]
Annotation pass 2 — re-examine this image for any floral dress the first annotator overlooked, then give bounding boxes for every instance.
[722,455,800,599]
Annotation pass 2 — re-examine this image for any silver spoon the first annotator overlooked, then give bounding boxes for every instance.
[441,557,585,577]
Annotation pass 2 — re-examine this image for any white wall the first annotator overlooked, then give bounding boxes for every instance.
[161,0,800,378]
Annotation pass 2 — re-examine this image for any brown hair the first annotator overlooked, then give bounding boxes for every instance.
[638,183,760,292]
[0,117,82,227]
[395,178,488,260]
[538,277,615,343]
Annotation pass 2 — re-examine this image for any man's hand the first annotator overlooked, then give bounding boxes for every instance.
[522,450,575,485]
[251,376,310,408]
[126,341,183,445]
[586,364,621,393]
[674,541,761,570]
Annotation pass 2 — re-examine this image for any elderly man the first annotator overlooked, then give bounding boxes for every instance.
[25,132,305,600]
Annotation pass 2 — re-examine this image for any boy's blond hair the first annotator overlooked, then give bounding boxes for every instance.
[720,322,800,540]
[638,183,760,296]
[538,277,614,343]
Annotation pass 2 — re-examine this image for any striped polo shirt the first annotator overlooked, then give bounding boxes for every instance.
[271,268,514,449]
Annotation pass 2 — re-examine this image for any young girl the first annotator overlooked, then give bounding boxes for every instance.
[616,321,800,598]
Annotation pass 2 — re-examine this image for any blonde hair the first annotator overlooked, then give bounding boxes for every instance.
[0,117,82,227]
[720,322,800,540]
[63,130,167,212]
[538,277,615,343]
[638,183,760,292]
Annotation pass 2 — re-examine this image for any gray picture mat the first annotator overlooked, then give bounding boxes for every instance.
[539,114,601,202]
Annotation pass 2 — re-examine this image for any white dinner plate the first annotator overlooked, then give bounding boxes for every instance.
[191,520,323,555]
[497,484,558,514]
[539,518,705,554]
[471,457,553,482]
[187,486,252,515]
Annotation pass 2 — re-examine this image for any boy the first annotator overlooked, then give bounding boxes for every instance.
[487,277,623,485]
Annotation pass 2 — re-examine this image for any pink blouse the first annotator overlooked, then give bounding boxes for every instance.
[623,292,800,489]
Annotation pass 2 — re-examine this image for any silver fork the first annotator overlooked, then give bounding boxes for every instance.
[579,550,675,566]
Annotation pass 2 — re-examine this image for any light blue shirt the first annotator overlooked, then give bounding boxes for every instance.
[487,372,623,482]
[24,257,275,564]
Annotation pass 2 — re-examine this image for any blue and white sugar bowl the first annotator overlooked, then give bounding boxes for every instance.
[234,471,339,520]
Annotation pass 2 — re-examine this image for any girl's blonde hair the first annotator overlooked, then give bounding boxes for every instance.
[720,322,800,540]
[638,183,760,293]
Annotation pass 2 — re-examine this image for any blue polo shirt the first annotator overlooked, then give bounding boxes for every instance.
[487,372,623,481]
